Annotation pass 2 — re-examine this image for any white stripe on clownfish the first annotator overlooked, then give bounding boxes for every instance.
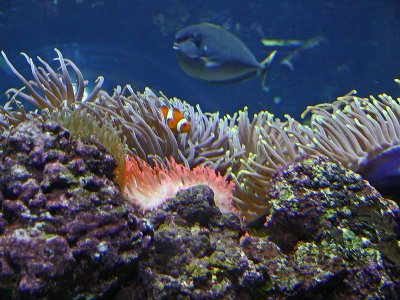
[176,117,190,133]
[167,108,174,121]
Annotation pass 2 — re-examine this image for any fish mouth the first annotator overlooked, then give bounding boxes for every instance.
[172,42,180,50]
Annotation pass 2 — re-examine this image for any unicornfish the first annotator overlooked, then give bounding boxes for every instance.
[173,22,276,91]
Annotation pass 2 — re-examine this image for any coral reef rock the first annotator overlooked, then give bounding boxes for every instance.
[118,156,400,299]
[247,155,399,299]
[115,185,269,300]
[0,121,153,299]
[1,120,399,299]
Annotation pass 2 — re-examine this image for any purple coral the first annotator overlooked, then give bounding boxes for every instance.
[0,121,153,298]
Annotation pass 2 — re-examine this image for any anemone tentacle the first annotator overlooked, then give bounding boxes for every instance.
[300,93,400,172]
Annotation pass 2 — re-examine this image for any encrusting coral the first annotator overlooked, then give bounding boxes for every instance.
[1,49,400,221]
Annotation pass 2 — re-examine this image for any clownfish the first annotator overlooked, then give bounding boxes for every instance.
[160,104,191,133]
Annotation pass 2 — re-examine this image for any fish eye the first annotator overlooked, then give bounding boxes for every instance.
[192,32,202,47]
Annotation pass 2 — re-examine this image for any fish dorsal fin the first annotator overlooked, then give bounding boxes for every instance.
[161,98,173,109]
[160,105,169,119]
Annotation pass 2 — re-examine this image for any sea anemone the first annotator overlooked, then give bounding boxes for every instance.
[226,108,310,219]
[299,90,400,197]
[89,86,236,172]
[1,49,103,110]
[123,155,235,213]
[170,95,237,173]
[88,85,180,163]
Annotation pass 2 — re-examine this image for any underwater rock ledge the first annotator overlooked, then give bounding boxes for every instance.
[0,120,399,299]
[0,121,153,299]
[244,155,400,299]
[117,155,400,299]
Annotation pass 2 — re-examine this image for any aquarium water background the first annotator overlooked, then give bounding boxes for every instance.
[0,0,399,119]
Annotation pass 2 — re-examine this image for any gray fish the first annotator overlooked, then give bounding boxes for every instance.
[173,22,276,91]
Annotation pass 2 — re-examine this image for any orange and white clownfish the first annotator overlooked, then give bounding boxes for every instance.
[160,104,191,133]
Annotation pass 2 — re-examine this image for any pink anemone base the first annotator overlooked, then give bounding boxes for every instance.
[123,155,235,213]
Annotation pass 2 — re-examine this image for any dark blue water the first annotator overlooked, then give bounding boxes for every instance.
[0,0,399,119]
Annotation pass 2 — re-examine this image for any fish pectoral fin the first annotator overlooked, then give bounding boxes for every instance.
[200,56,222,68]
[260,50,277,68]
[260,50,277,92]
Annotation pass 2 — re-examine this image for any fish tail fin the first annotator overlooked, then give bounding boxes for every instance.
[260,50,277,92]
